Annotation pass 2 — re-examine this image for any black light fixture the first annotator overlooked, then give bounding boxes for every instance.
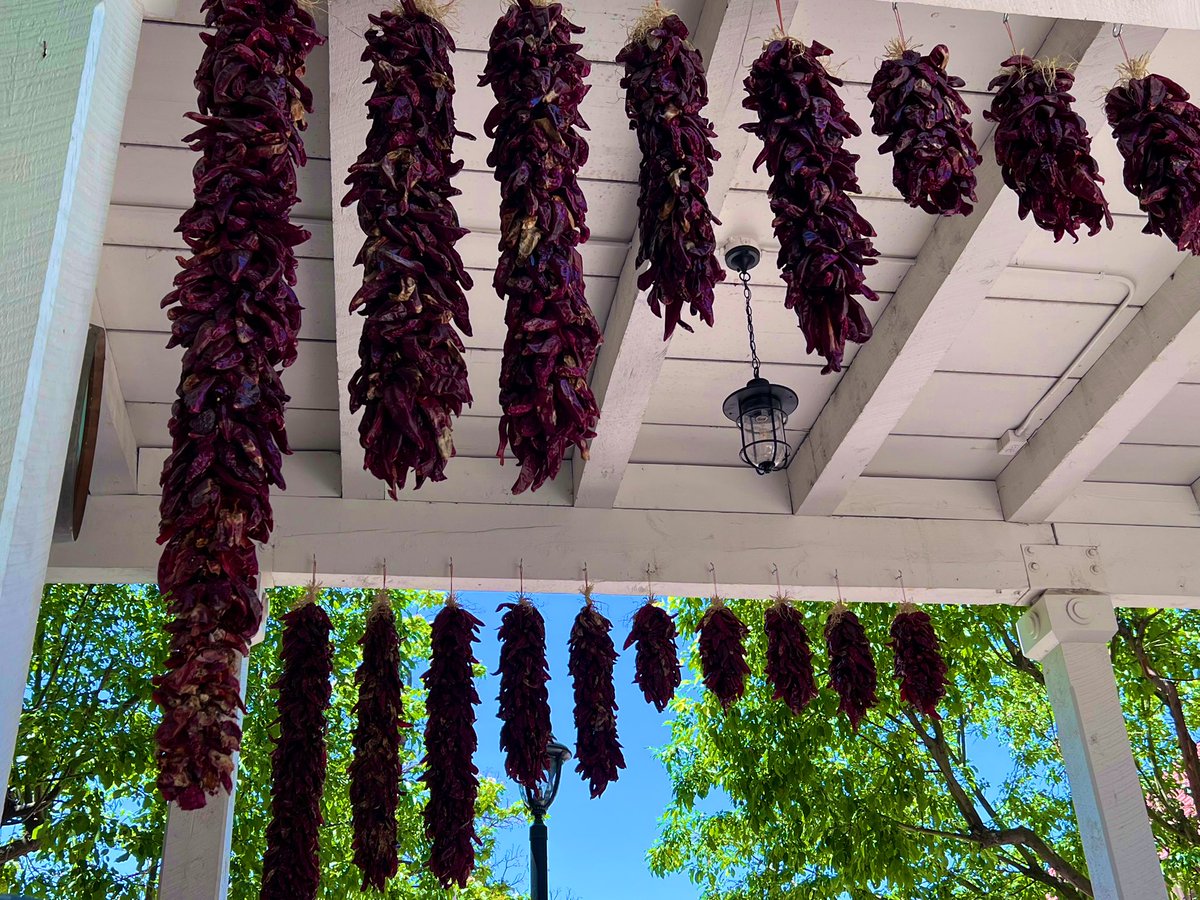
[522,736,571,900]
[722,244,799,474]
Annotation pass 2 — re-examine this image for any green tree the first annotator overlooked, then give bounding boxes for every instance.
[650,599,1199,899]
[2,584,523,899]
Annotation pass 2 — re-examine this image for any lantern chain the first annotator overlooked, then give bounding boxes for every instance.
[740,267,761,380]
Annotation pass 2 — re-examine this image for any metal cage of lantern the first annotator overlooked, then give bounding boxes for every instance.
[721,244,800,474]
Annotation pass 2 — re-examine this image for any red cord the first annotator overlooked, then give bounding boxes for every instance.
[775,0,784,32]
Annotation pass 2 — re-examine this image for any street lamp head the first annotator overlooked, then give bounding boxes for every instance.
[523,736,572,819]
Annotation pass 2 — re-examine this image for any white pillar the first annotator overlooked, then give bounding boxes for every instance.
[158,596,268,900]
[1018,592,1168,899]
[0,0,142,798]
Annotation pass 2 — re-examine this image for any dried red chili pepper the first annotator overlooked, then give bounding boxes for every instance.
[986,55,1113,242]
[617,7,725,339]
[568,596,625,797]
[421,599,483,888]
[349,596,406,892]
[824,604,878,732]
[868,43,981,216]
[153,0,322,810]
[890,605,949,719]
[1106,67,1200,253]
[260,596,333,900]
[481,0,603,494]
[764,599,818,715]
[743,37,879,374]
[697,602,750,711]
[343,3,475,497]
[623,600,681,712]
[496,598,552,790]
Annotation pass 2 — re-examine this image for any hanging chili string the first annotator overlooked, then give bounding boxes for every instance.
[422,590,483,889]
[260,584,332,900]
[568,581,626,797]
[349,591,406,892]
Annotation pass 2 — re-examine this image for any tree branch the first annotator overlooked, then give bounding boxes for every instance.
[0,836,41,865]
[1119,615,1200,814]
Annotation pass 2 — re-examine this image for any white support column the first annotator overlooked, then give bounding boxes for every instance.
[157,654,249,900]
[0,0,142,799]
[1017,593,1168,900]
[158,596,268,900]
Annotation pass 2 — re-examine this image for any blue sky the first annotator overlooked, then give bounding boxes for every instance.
[439,590,1022,900]
[447,591,698,899]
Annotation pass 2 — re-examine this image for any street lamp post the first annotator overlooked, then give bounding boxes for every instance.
[522,737,572,900]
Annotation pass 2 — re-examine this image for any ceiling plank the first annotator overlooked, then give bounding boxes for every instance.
[573,0,800,508]
[786,20,1167,515]
[866,0,1200,30]
[997,256,1200,523]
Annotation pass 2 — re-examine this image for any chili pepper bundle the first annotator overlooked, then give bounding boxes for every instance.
[742,37,879,374]
[1106,65,1200,254]
[481,0,603,494]
[890,605,948,719]
[617,7,724,339]
[153,0,322,810]
[985,55,1113,242]
[624,600,681,712]
[349,595,406,892]
[422,599,483,888]
[868,43,981,216]
[824,604,878,732]
[496,598,552,790]
[697,602,750,710]
[260,596,333,900]
[343,2,475,497]
[568,595,626,797]
[764,599,818,715]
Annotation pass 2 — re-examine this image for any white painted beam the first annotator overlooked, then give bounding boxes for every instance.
[1018,593,1169,899]
[572,0,800,508]
[786,22,1167,516]
[327,0,380,500]
[999,256,1200,523]
[871,0,1200,31]
[0,0,142,801]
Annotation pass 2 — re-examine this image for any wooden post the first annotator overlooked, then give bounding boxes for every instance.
[158,595,268,900]
[0,0,142,799]
[1018,593,1169,899]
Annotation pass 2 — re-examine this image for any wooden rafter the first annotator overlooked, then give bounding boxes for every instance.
[868,0,1200,31]
[572,0,801,508]
[997,256,1200,523]
[786,21,1168,516]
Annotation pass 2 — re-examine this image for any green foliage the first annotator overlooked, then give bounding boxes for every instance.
[651,599,1199,899]
[1,584,522,899]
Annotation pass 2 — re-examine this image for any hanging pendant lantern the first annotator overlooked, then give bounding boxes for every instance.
[722,244,799,474]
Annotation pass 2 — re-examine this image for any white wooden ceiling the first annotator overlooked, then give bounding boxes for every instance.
[64,0,1200,600]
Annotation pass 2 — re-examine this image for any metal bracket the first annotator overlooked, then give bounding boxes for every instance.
[1017,544,1107,604]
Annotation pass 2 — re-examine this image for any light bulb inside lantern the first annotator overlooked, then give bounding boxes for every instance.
[741,405,785,471]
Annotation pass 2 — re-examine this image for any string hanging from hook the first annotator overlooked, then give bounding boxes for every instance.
[1002,12,1017,55]
[708,562,724,606]
[892,3,907,48]
[897,570,911,608]
[773,0,785,34]
[833,568,844,606]
[581,562,593,605]
[300,554,322,607]
[447,557,457,607]
[1113,22,1132,66]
